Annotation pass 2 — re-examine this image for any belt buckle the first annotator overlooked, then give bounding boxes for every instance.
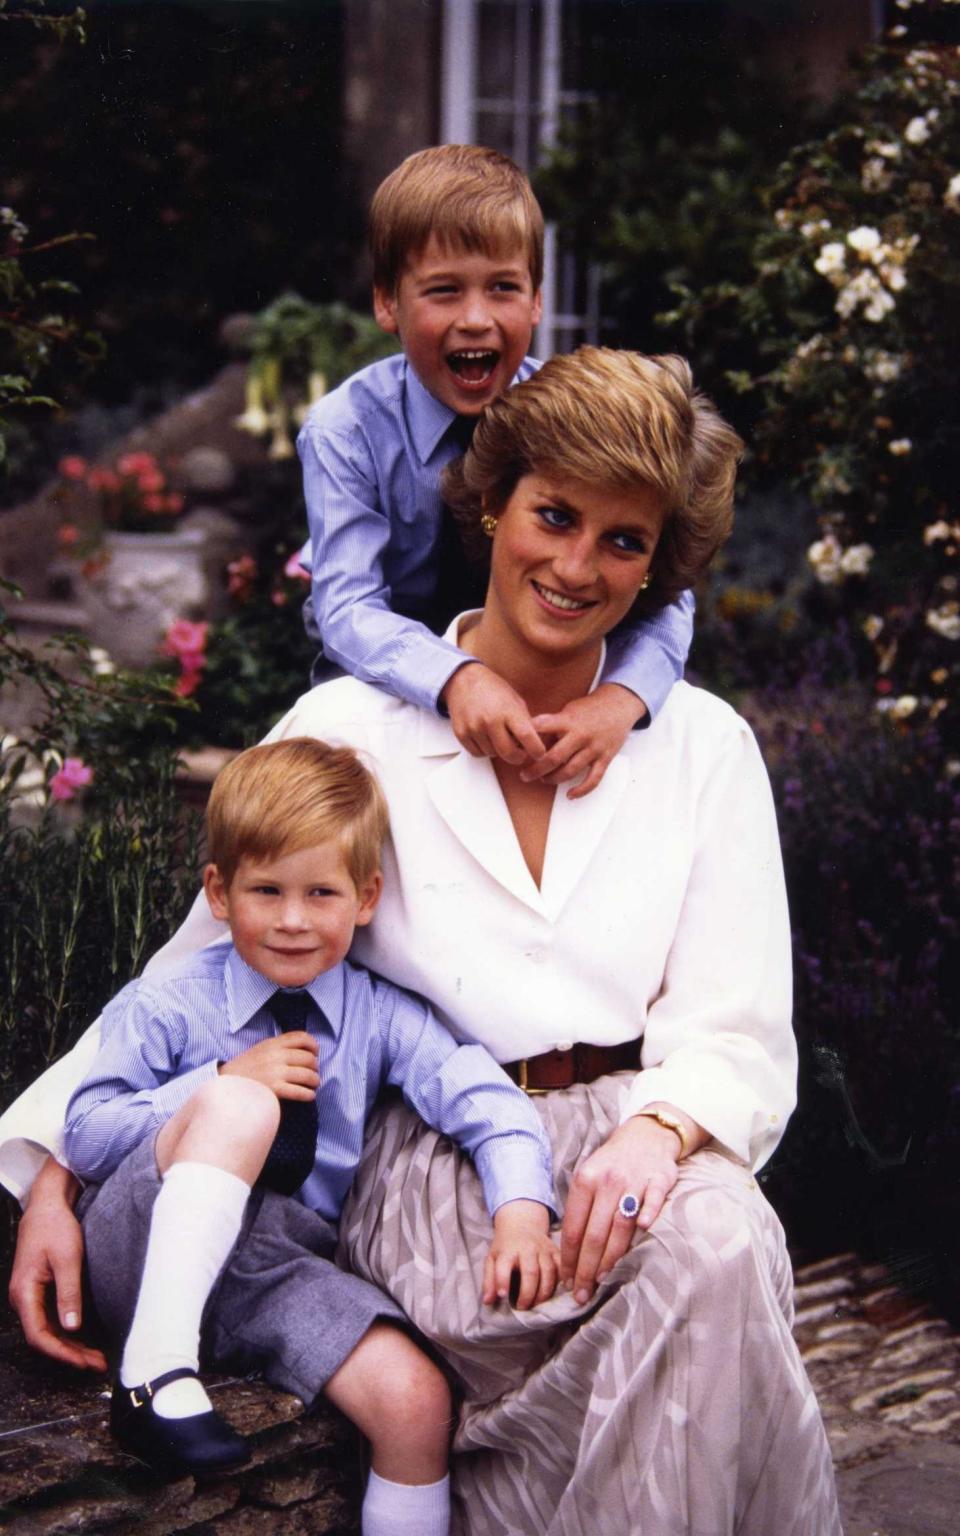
[517,1058,549,1096]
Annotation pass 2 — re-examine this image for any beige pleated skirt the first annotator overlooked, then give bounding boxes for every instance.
[338,1075,843,1536]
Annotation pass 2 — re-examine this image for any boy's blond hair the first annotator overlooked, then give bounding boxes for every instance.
[442,345,743,608]
[369,144,544,294]
[206,738,389,891]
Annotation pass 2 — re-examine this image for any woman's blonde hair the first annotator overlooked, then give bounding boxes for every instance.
[442,346,743,608]
[370,144,544,294]
[206,738,389,891]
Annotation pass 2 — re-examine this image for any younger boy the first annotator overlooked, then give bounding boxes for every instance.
[299,143,695,799]
[64,738,557,1536]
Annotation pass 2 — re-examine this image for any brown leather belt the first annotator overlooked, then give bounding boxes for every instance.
[504,1040,638,1094]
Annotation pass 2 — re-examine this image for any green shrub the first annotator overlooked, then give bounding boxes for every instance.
[673,13,960,752]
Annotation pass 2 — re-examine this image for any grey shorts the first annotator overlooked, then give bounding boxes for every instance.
[77,1132,406,1406]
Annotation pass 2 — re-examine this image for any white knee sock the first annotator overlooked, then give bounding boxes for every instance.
[361,1471,450,1536]
[120,1160,249,1420]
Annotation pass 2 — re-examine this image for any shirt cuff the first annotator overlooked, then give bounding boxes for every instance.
[473,1136,557,1219]
[390,632,479,714]
[148,1059,221,1122]
[601,643,678,723]
[620,1065,782,1171]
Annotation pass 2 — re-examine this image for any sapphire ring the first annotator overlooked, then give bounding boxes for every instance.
[617,1192,641,1220]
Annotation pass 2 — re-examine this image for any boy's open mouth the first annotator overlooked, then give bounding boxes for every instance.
[447,349,499,384]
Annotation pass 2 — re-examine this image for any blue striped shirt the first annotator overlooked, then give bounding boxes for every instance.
[297,352,695,713]
[64,944,555,1223]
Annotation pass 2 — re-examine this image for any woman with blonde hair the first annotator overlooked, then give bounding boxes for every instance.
[3,347,841,1535]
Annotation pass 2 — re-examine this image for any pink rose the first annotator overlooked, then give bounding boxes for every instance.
[58,455,88,481]
[117,452,156,476]
[50,758,93,802]
[173,664,204,698]
[58,524,80,548]
[283,550,311,583]
[161,619,210,659]
[87,467,121,494]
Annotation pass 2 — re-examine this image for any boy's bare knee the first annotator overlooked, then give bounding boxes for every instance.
[195,1073,279,1133]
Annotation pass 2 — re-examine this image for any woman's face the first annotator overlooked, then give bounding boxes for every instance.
[484,470,666,663]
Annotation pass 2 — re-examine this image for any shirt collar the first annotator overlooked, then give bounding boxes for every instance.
[405,363,457,464]
[225,947,347,1035]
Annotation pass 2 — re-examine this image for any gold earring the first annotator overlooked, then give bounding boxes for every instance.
[639,573,652,590]
[480,513,498,538]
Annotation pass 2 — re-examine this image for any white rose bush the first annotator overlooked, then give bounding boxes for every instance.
[681,10,960,756]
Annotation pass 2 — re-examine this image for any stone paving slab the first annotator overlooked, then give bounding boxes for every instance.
[794,1253,960,1534]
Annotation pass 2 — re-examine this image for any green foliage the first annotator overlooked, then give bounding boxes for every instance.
[0,582,201,1101]
[0,5,102,479]
[237,295,399,462]
[535,37,812,369]
[750,686,960,1292]
[674,22,960,751]
[0,3,345,400]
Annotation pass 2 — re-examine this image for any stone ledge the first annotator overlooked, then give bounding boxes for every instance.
[0,1331,361,1535]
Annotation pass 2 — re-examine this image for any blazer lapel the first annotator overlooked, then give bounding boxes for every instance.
[539,754,630,923]
[426,749,547,916]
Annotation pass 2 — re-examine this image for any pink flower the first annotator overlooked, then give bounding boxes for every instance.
[284,550,311,583]
[50,758,93,801]
[58,524,80,548]
[58,455,88,481]
[164,492,185,515]
[117,452,156,476]
[161,619,209,659]
[173,661,205,697]
[87,467,121,494]
[142,493,168,514]
[135,469,166,493]
[227,553,257,601]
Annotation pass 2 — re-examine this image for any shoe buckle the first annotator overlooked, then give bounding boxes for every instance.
[129,1381,153,1409]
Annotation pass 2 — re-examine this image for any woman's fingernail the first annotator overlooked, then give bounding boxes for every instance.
[575,1288,590,1305]
[64,1311,79,1329]
[563,1278,574,1292]
[597,1270,609,1283]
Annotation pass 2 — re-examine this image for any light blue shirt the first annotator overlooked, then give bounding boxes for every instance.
[63,944,555,1223]
[297,352,695,714]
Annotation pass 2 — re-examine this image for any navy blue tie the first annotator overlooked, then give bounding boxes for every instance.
[259,989,319,1196]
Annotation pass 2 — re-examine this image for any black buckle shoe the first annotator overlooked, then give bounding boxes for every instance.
[110,1367,250,1478]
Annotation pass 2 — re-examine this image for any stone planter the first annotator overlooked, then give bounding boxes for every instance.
[74,528,211,669]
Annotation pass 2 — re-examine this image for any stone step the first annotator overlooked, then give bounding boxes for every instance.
[0,1332,361,1535]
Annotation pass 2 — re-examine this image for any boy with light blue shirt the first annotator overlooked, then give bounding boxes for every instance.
[64,737,556,1536]
[299,143,694,799]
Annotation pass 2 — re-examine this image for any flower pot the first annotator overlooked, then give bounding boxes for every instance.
[75,528,211,669]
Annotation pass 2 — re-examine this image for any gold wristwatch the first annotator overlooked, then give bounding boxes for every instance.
[635,1108,689,1159]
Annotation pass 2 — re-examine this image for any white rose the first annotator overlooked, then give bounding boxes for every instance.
[863,615,885,641]
[926,604,960,641]
[848,225,881,254]
[807,535,844,585]
[905,116,931,145]
[840,543,875,576]
[944,172,960,212]
[923,521,952,545]
[888,438,912,456]
[890,695,919,720]
[814,242,847,277]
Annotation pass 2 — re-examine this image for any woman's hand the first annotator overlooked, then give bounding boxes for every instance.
[560,1110,699,1305]
[482,1198,558,1310]
[8,1156,108,1372]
